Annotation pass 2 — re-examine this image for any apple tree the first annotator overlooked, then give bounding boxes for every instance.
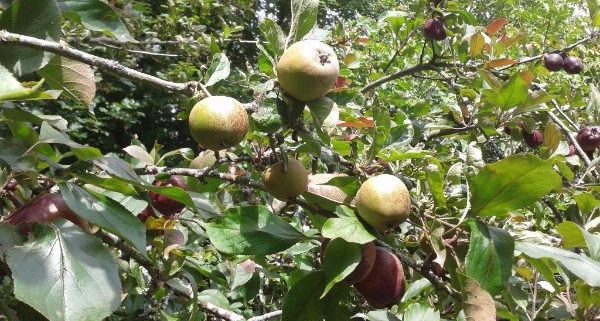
[1,0,600,320]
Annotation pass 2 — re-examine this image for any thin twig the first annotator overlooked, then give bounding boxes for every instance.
[360,61,438,94]
[0,30,208,97]
[86,38,181,57]
[247,310,283,321]
[497,32,599,71]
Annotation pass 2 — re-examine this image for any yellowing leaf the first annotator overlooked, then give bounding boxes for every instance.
[470,33,485,58]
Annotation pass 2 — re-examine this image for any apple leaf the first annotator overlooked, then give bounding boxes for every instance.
[59,182,148,257]
[321,238,361,298]
[403,303,440,321]
[38,56,96,107]
[0,0,61,76]
[321,206,376,244]
[556,221,600,260]
[259,18,285,57]
[57,0,134,41]
[463,278,496,321]
[204,206,305,255]
[6,221,121,321]
[289,0,319,43]
[471,154,562,217]
[205,53,230,86]
[465,220,514,295]
[516,241,600,286]
[282,270,350,321]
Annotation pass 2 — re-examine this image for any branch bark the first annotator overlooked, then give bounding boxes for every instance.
[360,61,438,94]
[497,31,599,71]
[0,30,208,97]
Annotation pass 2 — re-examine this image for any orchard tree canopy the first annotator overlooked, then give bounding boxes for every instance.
[1,0,600,320]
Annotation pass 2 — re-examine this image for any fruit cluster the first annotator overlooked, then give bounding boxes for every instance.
[544,53,583,74]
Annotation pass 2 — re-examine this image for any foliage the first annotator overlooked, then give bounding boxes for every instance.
[1,0,600,320]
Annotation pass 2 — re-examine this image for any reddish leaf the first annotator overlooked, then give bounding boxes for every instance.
[486,59,518,69]
[337,117,374,128]
[486,18,508,35]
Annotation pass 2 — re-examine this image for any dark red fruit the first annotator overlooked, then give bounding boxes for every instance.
[576,127,600,151]
[523,129,543,148]
[543,53,563,72]
[149,176,188,217]
[563,56,583,74]
[503,126,512,135]
[320,239,377,284]
[137,206,155,223]
[424,18,447,41]
[6,193,88,233]
[354,247,406,308]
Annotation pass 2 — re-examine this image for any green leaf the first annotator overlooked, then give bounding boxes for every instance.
[205,53,230,86]
[321,238,361,298]
[516,241,600,286]
[542,123,561,153]
[573,192,600,215]
[0,223,24,257]
[483,72,530,110]
[204,206,305,255]
[471,154,562,217]
[557,221,600,260]
[307,97,338,144]
[0,65,61,101]
[282,270,350,321]
[94,155,195,209]
[378,11,407,35]
[59,182,147,257]
[465,220,514,295]
[259,18,285,57]
[425,161,447,208]
[58,0,134,41]
[38,55,96,107]
[2,108,68,131]
[289,0,319,43]
[6,221,121,321]
[321,206,375,244]
[594,12,600,27]
[401,278,432,303]
[0,0,61,76]
[39,122,102,160]
[403,303,440,321]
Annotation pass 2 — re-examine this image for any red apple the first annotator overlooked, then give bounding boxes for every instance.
[543,53,563,72]
[354,247,406,308]
[563,56,583,74]
[6,193,88,233]
[576,127,600,151]
[523,129,543,148]
[424,18,447,41]
[149,176,188,218]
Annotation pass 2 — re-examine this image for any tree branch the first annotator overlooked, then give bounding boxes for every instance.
[497,31,599,71]
[247,310,283,321]
[360,61,438,94]
[0,30,208,97]
[424,125,477,141]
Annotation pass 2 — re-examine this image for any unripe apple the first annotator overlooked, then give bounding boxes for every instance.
[149,176,188,218]
[188,96,249,151]
[354,247,405,308]
[576,127,600,151]
[424,18,446,41]
[563,56,583,74]
[6,193,88,233]
[355,174,411,231]
[276,40,340,102]
[320,239,377,284]
[543,53,563,72]
[262,159,308,201]
[523,129,543,148]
